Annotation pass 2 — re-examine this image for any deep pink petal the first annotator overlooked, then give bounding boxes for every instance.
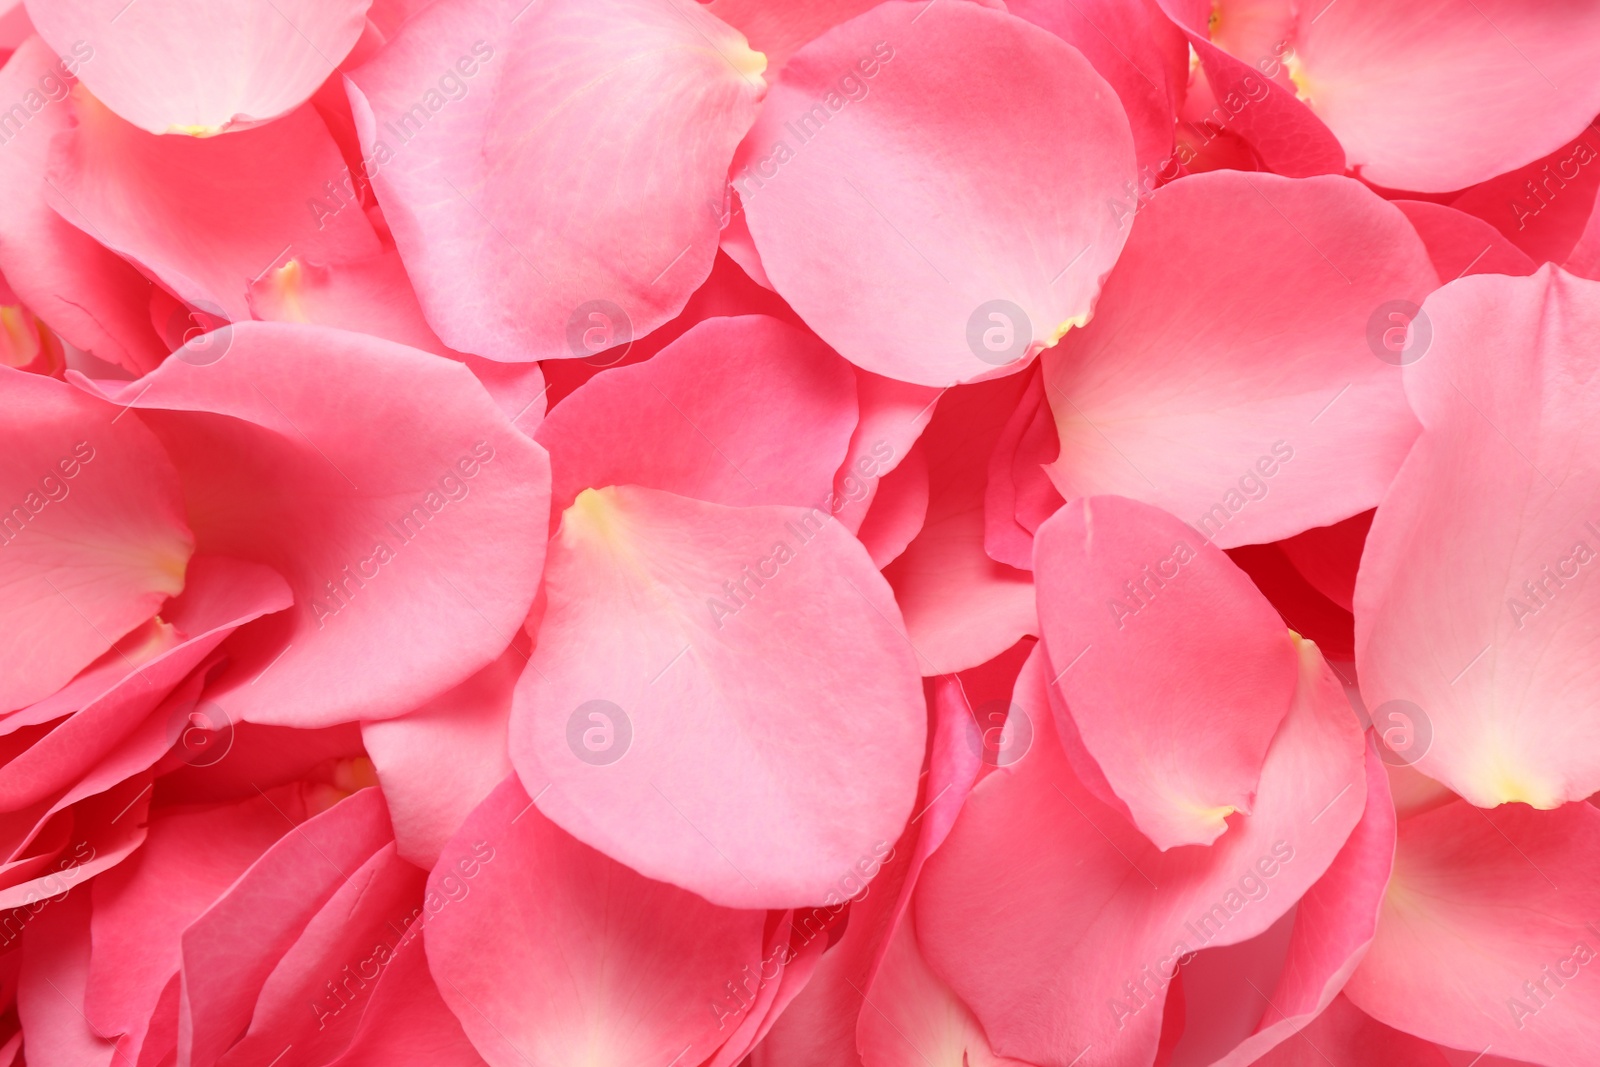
[0,556,289,811]
[1249,996,1451,1066]
[85,786,314,1057]
[0,38,164,373]
[1393,199,1538,281]
[219,842,426,1067]
[984,363,1065,571]
[329,923,488,1067]
[1159,0,1346,178]
[17,891,117,1067]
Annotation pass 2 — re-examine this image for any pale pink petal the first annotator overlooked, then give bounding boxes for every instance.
[1043,171,1434,548]
[858,920,1031,1067]
[1292,1,1600,192]
[1355,267,1600,807]
[424,776,767,1067]
[0,368,192,713]
[1345,799,1600,1064]
[73,321,551,728]
[17,891,117,1067]
[513,484,924,908]
[47,95,379,321]
[535,315,857,515]
[346,0,764,362]
[26,0,371,135]
[735,0,1136,386]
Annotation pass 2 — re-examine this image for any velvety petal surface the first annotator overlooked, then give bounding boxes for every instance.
[1355,267,1600,807]
[735,0,1136,386]
[346,0,765,361]
[26,0,372,134]
[512,484,924,908]
[1043,171,1435,548]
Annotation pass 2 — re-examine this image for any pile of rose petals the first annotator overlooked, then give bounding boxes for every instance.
[5,0,1600,1063]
